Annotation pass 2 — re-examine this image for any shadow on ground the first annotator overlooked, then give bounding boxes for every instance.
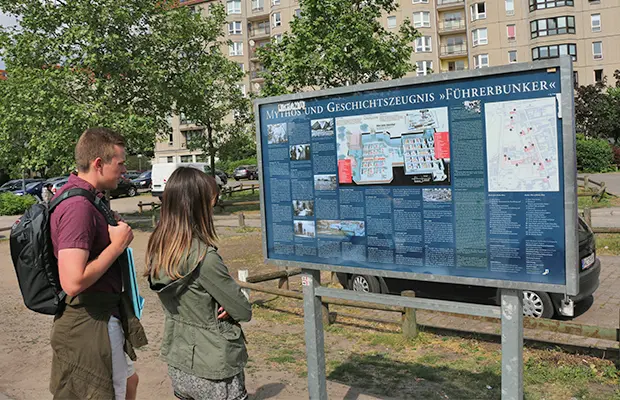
[328,353,501,400]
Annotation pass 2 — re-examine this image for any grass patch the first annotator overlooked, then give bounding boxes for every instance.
[596,234,620,255]
[578,190,620,209]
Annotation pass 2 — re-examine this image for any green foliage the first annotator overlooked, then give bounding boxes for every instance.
[576,135,613,172]
[257,0,419,96]
[0,0,251,177]
[0,192,37,216]
[216,158,258,176]
[575,70,620,144]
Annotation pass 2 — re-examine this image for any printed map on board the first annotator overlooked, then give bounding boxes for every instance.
[336,108,450,185]
[485,97,559,192]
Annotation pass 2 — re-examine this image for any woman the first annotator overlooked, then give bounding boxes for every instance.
[146,167,251,400]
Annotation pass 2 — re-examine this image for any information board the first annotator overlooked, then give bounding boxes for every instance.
[255,58,578,295]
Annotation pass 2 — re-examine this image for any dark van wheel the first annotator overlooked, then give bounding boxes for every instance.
[350,275,381,294]
[127,187,137,197]
[523,290,554,319]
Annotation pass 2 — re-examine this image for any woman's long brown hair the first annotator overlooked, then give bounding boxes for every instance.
[145,167,219,280]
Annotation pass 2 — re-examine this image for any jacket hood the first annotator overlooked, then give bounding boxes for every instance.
[149,239,208,295]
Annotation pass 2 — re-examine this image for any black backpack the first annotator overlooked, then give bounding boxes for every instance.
[10,187,117,315]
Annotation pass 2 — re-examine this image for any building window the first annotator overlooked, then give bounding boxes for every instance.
[416,61,433,76]
[474,54,489,68]
[227,0,241,14]
[509,50,517,63]
[294,9,301,18]
[472,28,488,46]
[272,12,281,27]
[237,63,244,72]
[507,25,516,40]
[531,16,575,38]
[591,14,601,32]
[272,0,280,5]
[168,132,174,145]
[274,34,283,43]
[594,69,603,83]
[229,42,243,56]
[529,0,573,12]
[180,155,193,163]
[448,60,466,71]
[573,71,578,88]
[413,12,431,28]
[228,21,242,35]
[532,43,577,61]
[470,3,486,21]
[252,0,264,11]
[167,156,174,163]
[505,0,515,15]
[592,41,603,59]
[236,84,247,97]
[387,16,397,29]
[415,36,432,52]
[413,0,429,3]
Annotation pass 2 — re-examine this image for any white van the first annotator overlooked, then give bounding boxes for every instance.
[151,162,222,199]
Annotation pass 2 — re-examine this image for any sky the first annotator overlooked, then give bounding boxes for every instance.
[0,12,19,69]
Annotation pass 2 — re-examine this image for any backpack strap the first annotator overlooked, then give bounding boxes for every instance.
[49,188,118,226]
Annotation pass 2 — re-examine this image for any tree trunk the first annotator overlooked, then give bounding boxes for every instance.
[207,124,216,177]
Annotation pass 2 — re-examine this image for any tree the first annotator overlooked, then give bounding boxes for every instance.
[0,0,251,177]
[257,0,419,96]
[575,70,620,143]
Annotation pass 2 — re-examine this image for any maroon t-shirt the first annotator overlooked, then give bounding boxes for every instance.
[50,174,122,294]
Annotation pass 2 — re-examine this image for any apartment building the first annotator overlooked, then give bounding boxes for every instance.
[155,0,620,163]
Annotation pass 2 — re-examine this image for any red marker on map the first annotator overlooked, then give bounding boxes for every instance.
[338,159,352,184]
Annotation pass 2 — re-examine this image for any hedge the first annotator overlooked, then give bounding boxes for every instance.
[0,192,37,216]
[576,134,614,173]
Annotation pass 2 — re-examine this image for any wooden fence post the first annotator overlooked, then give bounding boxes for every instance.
[584,176,589,190]
[584,207,592,227]
[238,212,246,227]
[138,201,143,214]
[402,290,418,339]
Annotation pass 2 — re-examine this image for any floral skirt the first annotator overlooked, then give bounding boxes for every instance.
[168,366,248,400]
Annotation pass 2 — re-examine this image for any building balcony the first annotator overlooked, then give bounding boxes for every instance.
[439,44,468,58]
[436,0,465,10]
[250,25,270,39]
[250,70,266,81]
[438,20,466,34]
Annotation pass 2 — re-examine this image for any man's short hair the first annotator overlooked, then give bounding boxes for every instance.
[75,128,125,172]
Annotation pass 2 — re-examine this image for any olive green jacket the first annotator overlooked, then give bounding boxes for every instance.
[149,240,252,380]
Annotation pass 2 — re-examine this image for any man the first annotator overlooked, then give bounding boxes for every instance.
[49,127,147,399]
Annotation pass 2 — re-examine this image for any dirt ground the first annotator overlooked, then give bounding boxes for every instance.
[0,228,389,400]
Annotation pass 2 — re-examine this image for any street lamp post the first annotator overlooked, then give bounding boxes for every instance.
[137,154,143,171]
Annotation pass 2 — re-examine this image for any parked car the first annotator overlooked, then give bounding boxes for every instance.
[152,162,222,199]
[13,181,45,199]
[110,176,137,198]
[50,178,69,195]
[206,168,228,186]
[336,216,600,319]
[0,179,43,194]
[123,170,141,180]
[132,170,152,190]
[233,165,258,180]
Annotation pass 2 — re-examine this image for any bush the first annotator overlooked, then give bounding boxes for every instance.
[576,135,613,172]
[0,192,37,216]
[216,157,258,176]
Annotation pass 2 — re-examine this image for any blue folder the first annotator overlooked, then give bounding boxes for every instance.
[126,247,145,320]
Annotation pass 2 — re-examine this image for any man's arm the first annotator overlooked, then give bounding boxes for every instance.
[58,222,133,297]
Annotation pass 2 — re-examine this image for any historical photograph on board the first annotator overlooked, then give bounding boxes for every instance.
[293,200,314,217]
[336,107,451,187]
[422,188,452,202]
[311,118,334,137]
[267,123,288,144]
[314,174,337,191]
[293,220,316,238]
[290,144,311,161]
[317,220,365,237]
